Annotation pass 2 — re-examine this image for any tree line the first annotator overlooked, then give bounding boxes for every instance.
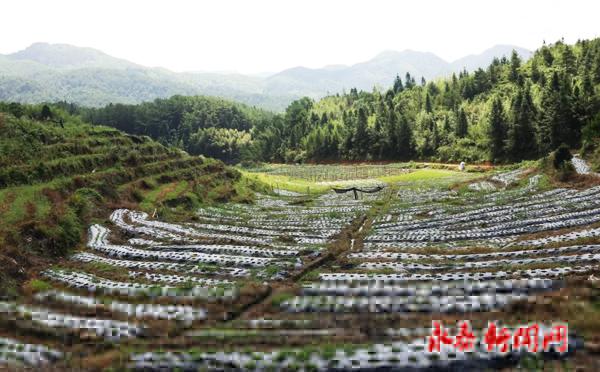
[6,38,599,165]
[78,95,273,164]
[249,38,600,164]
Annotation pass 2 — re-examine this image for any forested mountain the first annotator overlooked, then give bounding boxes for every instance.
[267,45,532,96]
[250,39,600,164]
[6,42,139,70]
[450,45,532,72]
[80,38,600,166]
[0,43,289,110]
[0,43,528,111]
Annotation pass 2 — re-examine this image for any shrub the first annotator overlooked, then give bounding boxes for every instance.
[552,144,573,169]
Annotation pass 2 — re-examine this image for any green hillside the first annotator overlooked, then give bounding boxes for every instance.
[0,103,251,297]
[79,38,600,167]
[249,38,600,164]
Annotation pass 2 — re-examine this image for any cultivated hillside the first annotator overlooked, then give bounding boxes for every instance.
[0,103,251,297]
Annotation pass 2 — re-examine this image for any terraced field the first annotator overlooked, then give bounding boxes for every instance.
[0,111,250,293]
[3,155,600,370]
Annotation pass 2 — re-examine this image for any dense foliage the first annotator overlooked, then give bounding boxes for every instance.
[80,96,273,163]
[249,38,600,163]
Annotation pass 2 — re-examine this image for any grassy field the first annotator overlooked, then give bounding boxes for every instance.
[241,164,488,194]
[378,168,482,187]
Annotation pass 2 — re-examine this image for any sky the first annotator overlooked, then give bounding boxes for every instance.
[1,0,599,74]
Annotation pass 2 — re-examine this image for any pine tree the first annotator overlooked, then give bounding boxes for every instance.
[41,105,53,120]
[506,86,537,160]
[509,50,521,83]
[396,112,413,159]
[560,44,577,75]
[456,107,468,138]
[405,72,415,89]
[488,97,507,162]
[425,93,433,113]
[530,58,541,83]
[353,107,370,158]
[393,75,404,93]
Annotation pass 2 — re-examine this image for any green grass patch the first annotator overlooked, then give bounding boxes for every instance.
[240,171,330,194]
[26,279,53,293]
[378,169,481,186]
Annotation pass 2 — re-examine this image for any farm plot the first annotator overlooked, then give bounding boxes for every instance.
[0,187,371,369]
[268,170,600,370]
[2,167,600,370]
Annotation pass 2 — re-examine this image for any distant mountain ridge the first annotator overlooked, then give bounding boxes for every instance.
[7,42,139,70]
[0,42,532,110]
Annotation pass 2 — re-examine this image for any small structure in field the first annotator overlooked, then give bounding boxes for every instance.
[332,185,385,200]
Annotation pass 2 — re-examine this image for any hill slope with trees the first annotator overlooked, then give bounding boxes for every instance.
[0,103,251,296]
[249,38,600,164]
[36,38,600,168]
[80,96,274,164]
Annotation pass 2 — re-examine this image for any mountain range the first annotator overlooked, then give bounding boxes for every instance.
[0,43,532,111]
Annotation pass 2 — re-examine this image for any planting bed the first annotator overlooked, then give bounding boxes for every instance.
[2,166,600,370]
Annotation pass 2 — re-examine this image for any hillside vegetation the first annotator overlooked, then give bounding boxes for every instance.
[76,38,600,166]
[250,38,600,164]
[0,103,250,297]
[79,95,273,164]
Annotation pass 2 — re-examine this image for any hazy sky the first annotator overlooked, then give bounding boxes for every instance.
[1,0,599,74]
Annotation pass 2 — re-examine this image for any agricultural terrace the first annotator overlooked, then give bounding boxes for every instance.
[3,159,600,371]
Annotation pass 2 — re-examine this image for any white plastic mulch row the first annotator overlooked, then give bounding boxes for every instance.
[35,290,207,322]
[71,252,249,277]
[286,278,556,313]
[148,242,299,257]
[282,293,530,313]
[130,326,577,371]
[571,155,595,175]
[375,186,600,232]
[514,227,600,247]
[0,302,142,341]
[319,265,597,282]
[88,224,274,267]
[128,271,230,286]
[0,337,63,366]
[42,269,238,301]
[349,244,600,261]
[358,252,600,271]
[301,278,556,297]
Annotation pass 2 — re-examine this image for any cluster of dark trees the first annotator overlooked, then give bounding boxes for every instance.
[79,96,272,163]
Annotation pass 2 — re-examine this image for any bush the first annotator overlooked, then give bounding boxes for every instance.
[553,144,573,169]
[541,144,576,182]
